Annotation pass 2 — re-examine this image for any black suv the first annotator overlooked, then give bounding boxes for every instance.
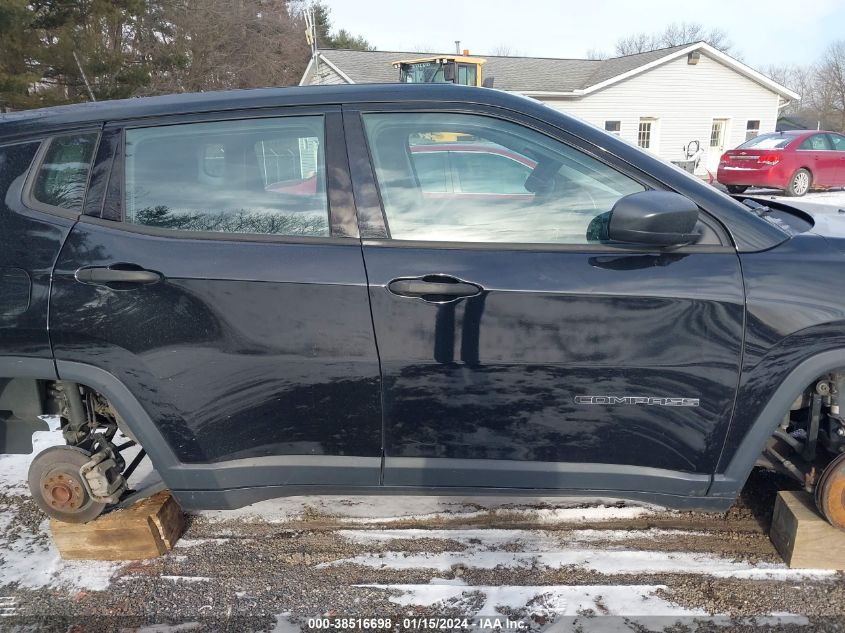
[2,85,844,527]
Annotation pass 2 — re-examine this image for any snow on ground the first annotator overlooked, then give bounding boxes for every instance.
[0,513,120,590]
[359,582,706,616]
[0,418,63,494]
[752,187,845,207]
[323,545,833,581]
[357,582,809,631]
[338,527,705,547]
[197,495,659,525]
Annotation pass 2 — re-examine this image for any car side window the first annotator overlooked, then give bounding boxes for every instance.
[124,116,329,237]
[450,151,533,194]
[799,134,831,151]
[31,133,98,212]
[362,112,645,244]
[829,134,845,151]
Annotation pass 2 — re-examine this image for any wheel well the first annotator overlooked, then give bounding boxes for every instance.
[755,370,844,491]
[0,377,137,454]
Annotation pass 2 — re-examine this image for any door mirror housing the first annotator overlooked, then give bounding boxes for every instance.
[443,62,457,83]
[607,190,700,246]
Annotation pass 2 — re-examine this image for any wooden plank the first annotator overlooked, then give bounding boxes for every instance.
[770,490,845,570]
[50,491,184,561]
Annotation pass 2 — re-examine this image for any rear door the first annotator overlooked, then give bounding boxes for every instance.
[828,133,845,182]
[49,107,382,493]
[797,134,837,185]
[346,104,745,497]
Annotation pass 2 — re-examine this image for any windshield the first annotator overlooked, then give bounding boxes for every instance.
[738,133,794,150]
[399,62,446,83]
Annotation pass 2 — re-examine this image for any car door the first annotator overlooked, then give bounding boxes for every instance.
[828,133,845,183]
[49,108,382,495]
[797,134,836,185]
[346,105,745,497]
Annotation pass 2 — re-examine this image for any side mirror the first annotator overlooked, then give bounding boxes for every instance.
[607,190,700,246]
[443,62,457,83]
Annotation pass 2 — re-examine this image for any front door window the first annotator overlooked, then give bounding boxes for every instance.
[363,112,644,244]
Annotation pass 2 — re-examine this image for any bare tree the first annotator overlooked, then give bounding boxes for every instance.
[489,44,523,57]
[585,48,608,60]
[614,32,658,56]
[760,63,813,116]
[815,41,845,131]
[614,22,736,57]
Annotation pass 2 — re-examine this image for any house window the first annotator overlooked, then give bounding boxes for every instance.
[604,120,621,135]
[637,119,653,149]
[745,120,761,142]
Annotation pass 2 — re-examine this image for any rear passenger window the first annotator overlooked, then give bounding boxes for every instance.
[31,134,98,212]
[799,135,831,151]
[124,116,329,237]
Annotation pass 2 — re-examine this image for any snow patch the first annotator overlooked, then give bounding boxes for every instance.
[358,583,705,617]
[0,424,63,494]
[270,612,301,633]
[324,548,836,581]
[0,518,120,590]
[197,495,659,525]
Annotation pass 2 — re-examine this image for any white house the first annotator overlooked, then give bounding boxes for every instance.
[300,42,799,176]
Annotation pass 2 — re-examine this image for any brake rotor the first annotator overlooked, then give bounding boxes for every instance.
[815,452,845,530]
[27,446,107,524]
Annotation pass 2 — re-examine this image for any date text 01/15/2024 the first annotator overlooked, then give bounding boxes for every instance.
[305,617,531,630]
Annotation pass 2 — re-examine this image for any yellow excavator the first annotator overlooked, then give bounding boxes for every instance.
[393,52,486,87]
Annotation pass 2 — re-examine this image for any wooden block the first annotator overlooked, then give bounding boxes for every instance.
[770,490,845,570]
[50,491,184,561]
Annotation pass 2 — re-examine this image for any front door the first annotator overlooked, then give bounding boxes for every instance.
[706,118,729,173]
[349,107,745,497]
[49,109,382,493]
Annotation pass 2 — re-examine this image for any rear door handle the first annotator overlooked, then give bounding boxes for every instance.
[388,276,482,300]
[75,265,162,285]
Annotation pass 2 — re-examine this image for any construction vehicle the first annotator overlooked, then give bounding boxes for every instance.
[393,52,486,87]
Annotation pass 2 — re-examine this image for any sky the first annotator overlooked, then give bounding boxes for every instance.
[325,0,845,68]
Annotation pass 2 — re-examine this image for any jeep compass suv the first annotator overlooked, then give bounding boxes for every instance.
[1,85,845,528]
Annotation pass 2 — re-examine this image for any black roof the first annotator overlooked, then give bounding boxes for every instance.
[0,84,545,140]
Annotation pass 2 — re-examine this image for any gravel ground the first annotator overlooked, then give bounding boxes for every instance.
[1,467,844,633]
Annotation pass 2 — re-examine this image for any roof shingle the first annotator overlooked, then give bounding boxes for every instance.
[316,43,695,92]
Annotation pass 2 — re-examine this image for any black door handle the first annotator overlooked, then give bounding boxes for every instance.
[388,276,482,300]
[75,265,162,285]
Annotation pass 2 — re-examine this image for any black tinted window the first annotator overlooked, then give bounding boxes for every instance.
[31,134,98,212]
[0,142,40,213]
[124,116,328,237]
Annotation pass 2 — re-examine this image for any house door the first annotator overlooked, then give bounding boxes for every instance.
[706,119,730,173]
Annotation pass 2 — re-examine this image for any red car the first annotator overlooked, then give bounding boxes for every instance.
[717,130,845,196]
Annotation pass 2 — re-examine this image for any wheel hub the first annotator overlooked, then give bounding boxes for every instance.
[43,473,84,510]
[27,445,108,523]
[815,452,845,530]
